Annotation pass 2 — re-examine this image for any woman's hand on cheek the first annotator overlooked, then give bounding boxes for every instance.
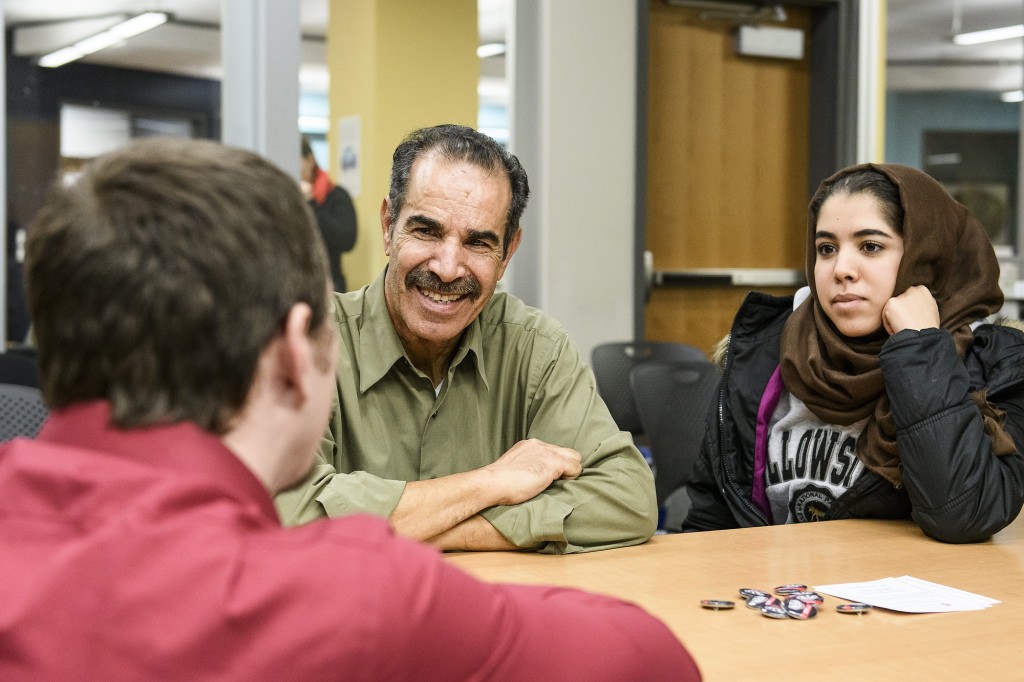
[882,285,940,335]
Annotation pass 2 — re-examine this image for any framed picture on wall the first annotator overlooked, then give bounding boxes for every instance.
[923,130,1019,252]
[943,181,1012,248]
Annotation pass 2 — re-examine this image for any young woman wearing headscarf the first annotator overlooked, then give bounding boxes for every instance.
[684,164,1024,542]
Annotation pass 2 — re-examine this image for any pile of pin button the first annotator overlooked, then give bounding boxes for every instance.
[742,584,822,619]
[700,584,872,619]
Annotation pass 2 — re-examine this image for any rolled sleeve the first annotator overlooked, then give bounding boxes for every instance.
[480,497,573,550]
[516,339,658,553]
[275,434,406,527]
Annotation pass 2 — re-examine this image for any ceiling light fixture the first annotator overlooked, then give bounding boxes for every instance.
[952,24,1024,46]
[38,11,171,68]
[477,43,506,58]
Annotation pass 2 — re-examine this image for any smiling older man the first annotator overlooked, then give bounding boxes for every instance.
[275,124,658,553]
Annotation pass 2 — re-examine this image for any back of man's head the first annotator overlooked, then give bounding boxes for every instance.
[26,137,330,433]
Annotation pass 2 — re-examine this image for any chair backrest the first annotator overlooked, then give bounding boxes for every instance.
[591,341,708,433]
[0,348,41,389]
[629,360,720,508]
[0,384,49,442]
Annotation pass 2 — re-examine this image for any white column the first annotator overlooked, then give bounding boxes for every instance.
[507,0,637,360]
[0,0,7,345]
[220,0,300,178]
[856,0,885,163]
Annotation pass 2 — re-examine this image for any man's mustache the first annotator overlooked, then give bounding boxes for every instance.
[406,267,482,299]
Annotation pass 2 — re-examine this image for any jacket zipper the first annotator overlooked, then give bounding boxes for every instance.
[716,337,769,526]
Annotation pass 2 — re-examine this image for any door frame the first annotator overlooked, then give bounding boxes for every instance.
[633,0,861,338]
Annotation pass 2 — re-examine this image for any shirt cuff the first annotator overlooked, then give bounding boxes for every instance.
[481,497,574,552]
[317,473,407,519]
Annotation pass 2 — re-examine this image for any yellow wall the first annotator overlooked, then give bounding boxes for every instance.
[328,0,479,290]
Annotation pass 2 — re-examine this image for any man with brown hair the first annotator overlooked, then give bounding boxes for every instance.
[0,137,699,680]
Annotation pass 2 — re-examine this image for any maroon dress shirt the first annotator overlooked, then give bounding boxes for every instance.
[0,401,700,680]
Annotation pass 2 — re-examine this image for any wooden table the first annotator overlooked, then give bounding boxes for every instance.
[446,517,1023,680]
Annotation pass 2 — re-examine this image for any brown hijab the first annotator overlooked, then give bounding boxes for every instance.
[779,163,1007,487]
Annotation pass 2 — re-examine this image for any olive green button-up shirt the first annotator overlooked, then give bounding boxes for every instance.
[274,272,657,553]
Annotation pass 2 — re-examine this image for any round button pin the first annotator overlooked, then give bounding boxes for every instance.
[700,599,736,610]
[790,591,824,605]
[783,597,818,620]
[746,594,782,609]
[836,602,873,614]
[760,603,789,619]
[739,587,771,599]
[773,583,808,596]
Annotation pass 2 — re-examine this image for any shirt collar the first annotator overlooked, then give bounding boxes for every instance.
[356,269,490,392]
[36,400,280,522]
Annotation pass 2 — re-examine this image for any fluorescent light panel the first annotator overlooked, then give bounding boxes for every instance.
[953,24,1024,46]
[39,11,170,68]
[477,43,506,58]
[298,115,329,134]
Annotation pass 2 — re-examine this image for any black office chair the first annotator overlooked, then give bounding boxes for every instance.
[630,360,720,532]
[0,347,41,389]
[591,341,708,434]
[0,384,48,442]
[0,349,48,442]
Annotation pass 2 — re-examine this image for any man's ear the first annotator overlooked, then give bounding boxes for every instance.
[275,302,316,405]
[380,199,394,256]
[497,227,523,280]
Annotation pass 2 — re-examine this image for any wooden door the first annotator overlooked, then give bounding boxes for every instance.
[645,2,812,357]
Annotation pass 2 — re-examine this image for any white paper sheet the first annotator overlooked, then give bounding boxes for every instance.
[814,576,1000,613]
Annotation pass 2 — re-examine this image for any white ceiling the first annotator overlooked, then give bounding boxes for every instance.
[3,0,1022,95]
[887,0,1023,93]
[5,0,331,91]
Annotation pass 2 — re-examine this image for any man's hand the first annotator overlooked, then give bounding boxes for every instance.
[482,439,583,506]
[883,284,940,335]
